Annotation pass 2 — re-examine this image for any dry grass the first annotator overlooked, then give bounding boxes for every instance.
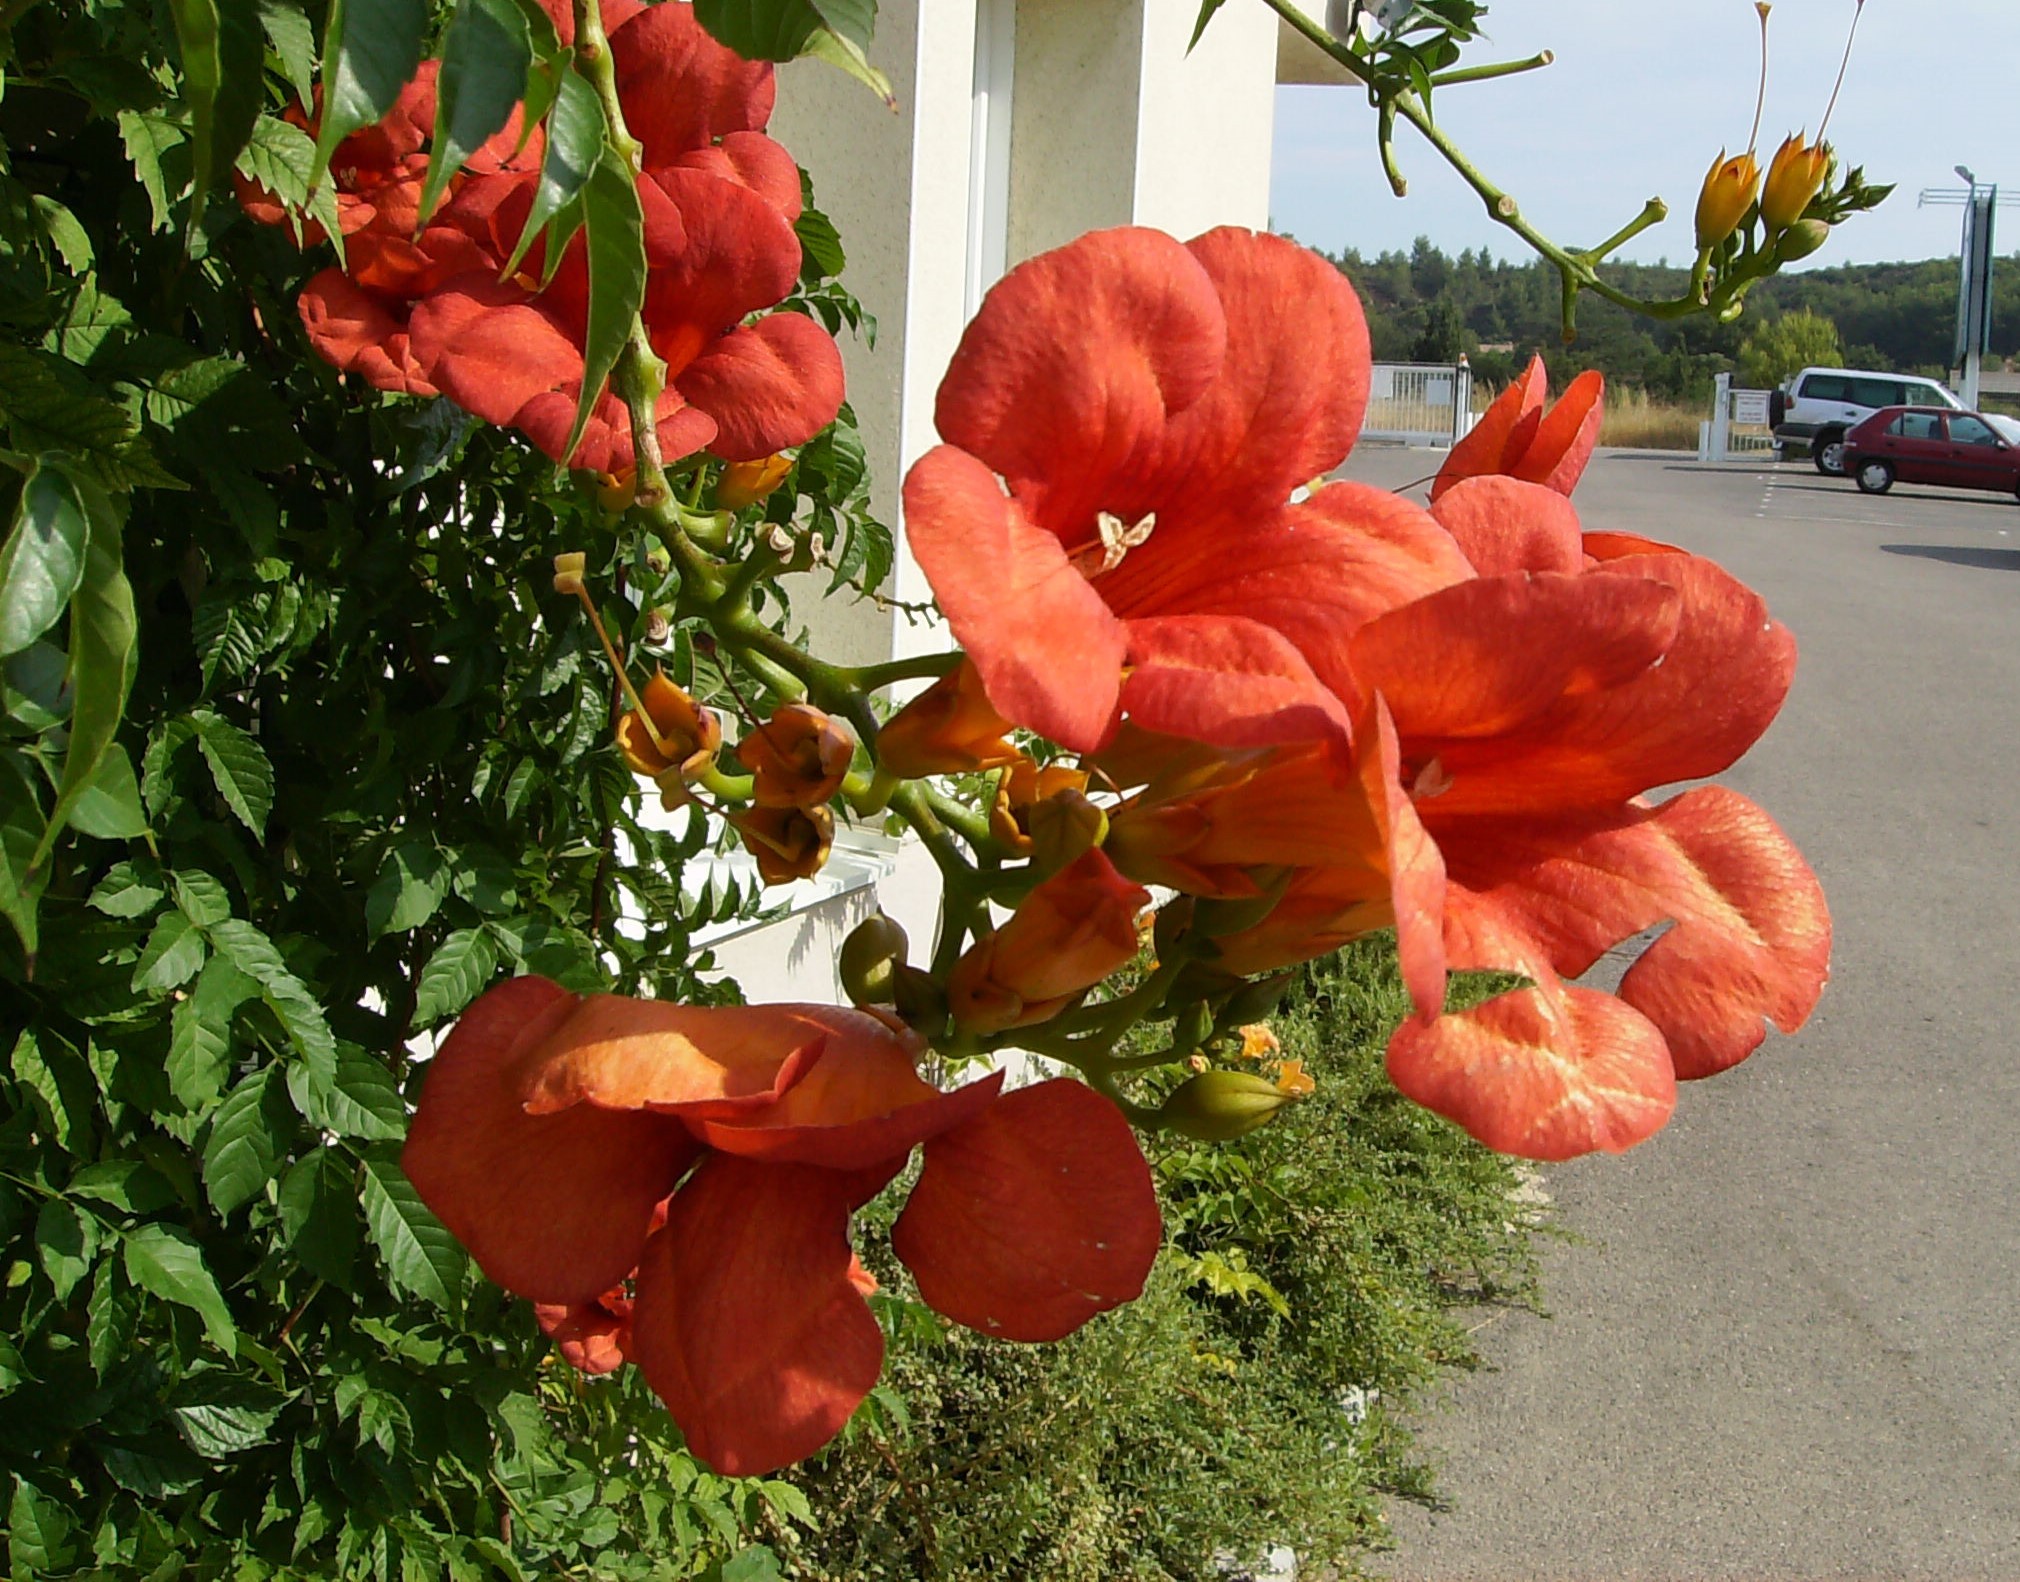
[1596,387,1702,450]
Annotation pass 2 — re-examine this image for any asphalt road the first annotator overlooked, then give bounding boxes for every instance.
[1336,446,2020,1581]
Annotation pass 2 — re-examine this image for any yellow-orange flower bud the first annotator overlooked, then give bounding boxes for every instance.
[617,672,722,783]
[988,759,1093,857]
[716,453,794,511]
[1237,1024,1281,1062]
[877,661,1022,779]
[838,912,909,1006]
[1774,217,1831,263]
[732,803,834,886]
[1694,149,1760,250]
[734,703,854,809]
[946,849,1150,1034]
[1760,133,1831,233]
[595,469,637,515]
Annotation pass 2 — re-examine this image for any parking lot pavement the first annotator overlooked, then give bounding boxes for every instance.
[1334,447,2020,1581]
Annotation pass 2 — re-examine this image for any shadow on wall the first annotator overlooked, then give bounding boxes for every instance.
[1881,544,2020,573]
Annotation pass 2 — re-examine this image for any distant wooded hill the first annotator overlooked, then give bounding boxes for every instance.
[1310,237,2020,402]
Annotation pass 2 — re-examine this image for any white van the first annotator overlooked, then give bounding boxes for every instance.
[1770,367,1963,476]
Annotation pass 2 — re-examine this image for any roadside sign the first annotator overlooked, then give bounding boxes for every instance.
[1732,390,1771,426]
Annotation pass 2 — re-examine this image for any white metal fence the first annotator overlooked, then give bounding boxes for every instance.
[1363,362,1475,447]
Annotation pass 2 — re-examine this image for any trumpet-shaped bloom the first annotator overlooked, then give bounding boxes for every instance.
[1695,148,1761,249]
[905,225,1474,755]
[876,661,1025,779]
[732,802,834,885]
[404,977,1161,1475]
[1332,475,1830,1159]
[1431,356,1604,502]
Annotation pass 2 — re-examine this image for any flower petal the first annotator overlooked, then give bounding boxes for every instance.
[892,1079,1161,1342]
[1511,369,1604,495]
[610,1,777,166]
[1352,572,1682,747]
[675,313,846,461]
[402,977,697,1304]
[1138,226,1370,539]
[690,1010,1007,1168]
[535,1289,632,1375]
[903,445,1127,752]
[932,226,1227,543]
[297,270,439,396]
[1385,892,1677,1159]
[1430,475,1586,577]
[1436,788,1830,1081]
[1431,354,1544,500]
[1119,614,1352,752]
[669,131,803,219]
[629,1157,884,1477]
[516,998,829,1117]
[638,169,803,370]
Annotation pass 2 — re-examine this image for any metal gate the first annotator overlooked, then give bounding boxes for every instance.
[1698,371,1778,461]
[1363,362,1474,447]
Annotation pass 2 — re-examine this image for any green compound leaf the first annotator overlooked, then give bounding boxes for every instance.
[365,842,449,938]
[35,1198,99,1302]
[361,1149,466,1314]
[418,0,533,224]
[168,955,258,1112]
[133,910,208,994]
[207,918,336,1079]
[278,1148,360,1286]
[170,0,267,229]
[292,1046,405,1140]
[123,1223,239,1356]
[693,0,891,103]
[0,462,88,659]
[504,65,602,277]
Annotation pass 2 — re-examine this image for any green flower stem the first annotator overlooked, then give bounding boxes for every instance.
[713,539,786,618]
[841,649,964,692]
[694,763,753,803]
[1429,50,1554,88]
[1259,0,1709,332]
[1577,197,1669,267]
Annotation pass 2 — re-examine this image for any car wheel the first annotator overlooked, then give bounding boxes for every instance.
[1813,431,1848,476]
[1855,459,1894,495]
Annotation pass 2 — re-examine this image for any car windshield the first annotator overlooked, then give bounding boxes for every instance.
[1987,414,2020,446]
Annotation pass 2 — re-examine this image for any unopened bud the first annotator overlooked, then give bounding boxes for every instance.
[1028,789,1108,875]
[595,470,637,515]
[1155,1069,1301,1142]
[552,552,588,596]
[891,962,948,1040]
[1171,999,1214,1057]
[1214,972,1296,1032]
[716,453,794,511]
[1152,898,1195,958]
[1773,217,1831,262]
[839,913,909,1007]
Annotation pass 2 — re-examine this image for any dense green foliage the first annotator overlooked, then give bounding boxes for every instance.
[1323,236,2020,400]
[1737,308,1844,391]
[779,942,1541,1582]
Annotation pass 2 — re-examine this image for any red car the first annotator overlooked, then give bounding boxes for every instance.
[1841,405,2020,500]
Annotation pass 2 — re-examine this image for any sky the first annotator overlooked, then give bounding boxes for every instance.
[1269,0,2020,270]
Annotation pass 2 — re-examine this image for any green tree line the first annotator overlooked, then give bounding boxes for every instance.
[1315,235,2020,401]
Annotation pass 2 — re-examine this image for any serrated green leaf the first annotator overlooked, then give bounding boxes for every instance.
[207,918,336,1078]
[366,841,449,937]
[8,1477,75,1577]
[29,195,91,273]
[234,114,319,212]
[0,462,88,659]
[170,1371,289,1457]
[118,111,188,234]
[65,743,148,841]
[448,844,518,914]
[278,1149,358,1286]
[360,1151,465,1313]
[259,0,318,108]
[133,910,207,993]
[168,954,258,1111]
[504,65,602,276]
[90,860,165,918]
[123,1223,237,1355]
[419,0,532,224]
[203,1066,286,1215]
[411,926,498,1025]
[296,1047,405,1140]
[33,477,136,867]
[171,868,233,927]
[35,1197,98,1301]
[795,204,845,284]
[560,146,646,465]
[311,0,430,189]
[86,1259,139,1376]
[192,709,273,839]
[10,1029,88,1150]
[67,1160,177,1215]
[693,0,890,100]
